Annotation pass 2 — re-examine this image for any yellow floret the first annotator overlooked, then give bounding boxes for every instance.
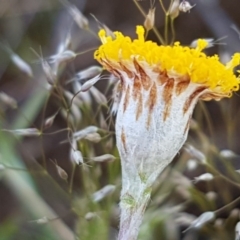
[94,25,240,94]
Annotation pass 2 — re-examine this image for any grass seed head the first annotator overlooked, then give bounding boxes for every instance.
[92,185,116,202]
[80,75,101,92]
[11,53,33,78]
[4,128,40,137]
[0,92,17,109]
[84,133,102,143]
[89,86,108,105]
[193,173,214,183]
[179,1,195,13]
[56,165,68,180]
[144,7,155,31]
[43,112,58,129]
[70,149,84,165]
[41,59,57,85]
[30,216,49,225]
[49,50,76,65]
[169,0,180,19]
[184,211,215,232]
[77,66,103,80]
[68,5,89,29]
[92,154,116,163]
[73,126,98,141]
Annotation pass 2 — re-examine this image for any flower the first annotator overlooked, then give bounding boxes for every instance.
[94,26,240,240]
[95,26,240,96]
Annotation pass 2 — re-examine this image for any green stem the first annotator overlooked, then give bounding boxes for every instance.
[118,191,150,240]
[164,14,169,44]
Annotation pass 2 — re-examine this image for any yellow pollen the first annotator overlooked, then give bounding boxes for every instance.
[196,39,208,51]
[136,25,144,42]
[94,25,240,95]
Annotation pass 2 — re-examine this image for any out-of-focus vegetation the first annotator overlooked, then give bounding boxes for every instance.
[1,0,240,239]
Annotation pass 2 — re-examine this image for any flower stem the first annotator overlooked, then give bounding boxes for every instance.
[118,190,151,240]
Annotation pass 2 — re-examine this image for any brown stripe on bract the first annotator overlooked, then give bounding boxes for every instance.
[123,85,130,112]
[101,59,116,73]
[184,115,192,135]
[112,70,120,79]
[116,74,126,93]
[136,93,143,121]
[176,76,190,96]
[152,65,161,73]
[157,70,169,85]
[146,82,157,112]
[146,112,152,129]
[101,60,124,88]
[132,76,142,101]
[145,82,157,128]
[116,81,123,93]
[183,87,206,114]
[119,62,134,79]
[162,78,174,121]
[121,127,127,152]
[133,59,151,90]
[114,81,123,104]
[200,92,226,101]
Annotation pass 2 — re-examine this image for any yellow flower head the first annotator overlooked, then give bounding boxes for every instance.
[94,25,240,96]
[94,26,240,240]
